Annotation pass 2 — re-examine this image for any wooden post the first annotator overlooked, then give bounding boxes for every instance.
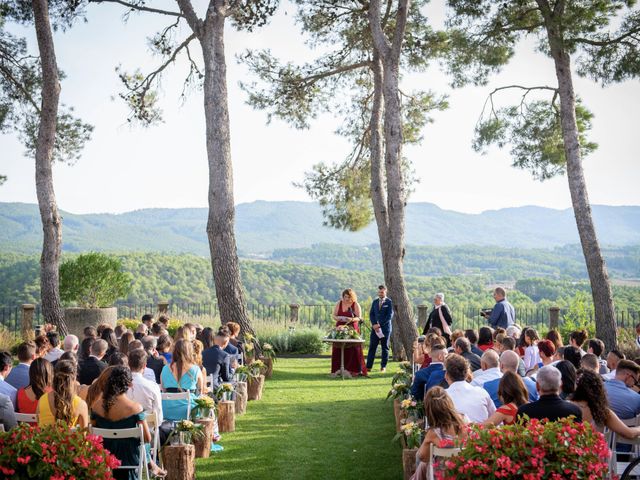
[22,304,36,341]
[289,303,299,323]
[263,357,273,379]
[218,400,235,432]
[247,375,265,401]
[402,448,418,480]
[417,305,429,330]
[161,444,195,480]
[193,418,214,458]
[549,307,560,330]
[157,301,169,314]
[393,398,401,432]
[234,381,248,415]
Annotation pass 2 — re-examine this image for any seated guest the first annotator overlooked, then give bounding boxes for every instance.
[604,359,640,420]
[471,350,501,387]
[37,360,88,428]
[464,329,483,357]
[79,339,108,385]
[536,339,556,370]
[587,339,609,375]
[412,387,468,480]
[142,336,166,384]
[127,349,163,424]
[413,334,445,369]
[6,341,36,390]
[0,392,16,431]
[134,323,148,341]
[161,339,204,421]
[84,366,115,406]
[192,339,207,381]
[517,365,582,422]
[198,327,215,350]
[223,325,239,357]
[484,371,529,426]
[522,328,541,374]
[109,352,129,367]
[44,332,64,363]
[444,354,496,423]
[453,337,481,372]
[150,322,165,338]
[79,337,95,362]
[571,369,640,437]
[411,344,447,401]
[545,329,563,351]
[90,366,164,479]
[114,324,127,340]
[568,329,588,354]
[484,350,538,407]
[556,360,577,399]
[603,350,625,380]
[563,345,582,370]
[553,346,565,363]
[119,331,135,354]
[500,337,526,377]
[34,335,50,359]
[84,326,97,339]
[0,351,17,408]
[17,358,53,413]
[477,327,494,352]
[580,353,600,373]
[505,325,521,342]
[97,323,110,337]
[157,314,170,330]
[202,330,232,390]
[52,337,80,368]
[157,334,173,364]
[141,314,154,331]
[101,328,120,364]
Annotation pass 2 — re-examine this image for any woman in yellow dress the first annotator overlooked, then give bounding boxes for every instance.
[37,360,88,428]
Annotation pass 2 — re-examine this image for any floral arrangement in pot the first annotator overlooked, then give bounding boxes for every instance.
[192,395,216,419]
[234,365,250,383]
[215,383,235,402]
[168,420,205,446]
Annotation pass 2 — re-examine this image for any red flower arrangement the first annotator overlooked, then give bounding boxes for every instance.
[0,422,121,479]
[436,417,611,480]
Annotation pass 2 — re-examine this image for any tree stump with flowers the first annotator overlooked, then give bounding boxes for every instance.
[234,381,248,414]
[263,357,274,378]
[393,399,402,432]
[218,400,236,432]
[162,444,195,480]
[402,448,418,480]
[193,418,214,458]
[247,374,265,400]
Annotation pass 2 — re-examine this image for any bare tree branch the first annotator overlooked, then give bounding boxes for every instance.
[369,0,391,58]
[391,0,409,57]
[175,0,203,36]
[571,26,640,47]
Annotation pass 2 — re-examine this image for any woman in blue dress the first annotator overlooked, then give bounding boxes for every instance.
[161,339,204,421]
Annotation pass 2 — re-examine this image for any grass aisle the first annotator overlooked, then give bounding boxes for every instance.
[196,356,402,479]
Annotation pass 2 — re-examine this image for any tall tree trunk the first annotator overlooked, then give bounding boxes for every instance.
[368,0,416,359]
[200,14,254,338]
[542,7,617,351]
[32,0,66,334]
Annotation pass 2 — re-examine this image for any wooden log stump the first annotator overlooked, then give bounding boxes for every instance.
[393,398,401,431]
[161,444,195,480]
[193,418,214,458]
[234,381,248,415]
[247,375,265,401]
[402,448,418,480]
[218,400,235,432]
[263,357,273,379]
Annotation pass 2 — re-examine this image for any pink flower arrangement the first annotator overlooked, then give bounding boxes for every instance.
[436,417,611,480]
[0,422,121,479]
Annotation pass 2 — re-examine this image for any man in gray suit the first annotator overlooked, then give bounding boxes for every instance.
[6,341,36,390]
[0,351,17,409]
[0,392,16,431]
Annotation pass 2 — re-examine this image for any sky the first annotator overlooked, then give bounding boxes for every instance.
[0,1,639,215]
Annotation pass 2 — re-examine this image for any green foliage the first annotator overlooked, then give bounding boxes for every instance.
[559,291,597,340]
[258,326,327,355]
[474,95,598,181]
[59,252,132,308]
[118,318,181,337]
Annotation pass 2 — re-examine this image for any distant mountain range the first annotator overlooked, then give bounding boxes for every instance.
[1,201,639,254]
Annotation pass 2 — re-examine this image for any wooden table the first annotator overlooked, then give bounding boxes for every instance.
[323,338,365,379]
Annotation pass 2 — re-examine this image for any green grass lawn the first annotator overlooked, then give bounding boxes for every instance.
[196,356,403,479]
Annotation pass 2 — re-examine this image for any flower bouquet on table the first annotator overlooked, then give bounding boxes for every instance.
[215,382,235,402]
[437,417,611,480]
[327,324,362,340]
[192,394,216,419]
[0,422,120,479]
[169,419,205,446]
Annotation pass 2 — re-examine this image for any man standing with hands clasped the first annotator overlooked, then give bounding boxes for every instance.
[366,285,394,373]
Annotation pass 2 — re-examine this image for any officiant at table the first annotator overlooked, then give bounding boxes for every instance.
[366,285,393,373]
[331,289,368,377]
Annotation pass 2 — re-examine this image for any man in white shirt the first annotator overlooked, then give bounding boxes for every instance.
[126,349,163,424]
[445,353,496,423]
[44,332,64,363]
[603,350,625,381]
[471,350,501,387]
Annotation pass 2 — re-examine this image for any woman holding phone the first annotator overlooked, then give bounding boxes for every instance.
[331,289,368,377]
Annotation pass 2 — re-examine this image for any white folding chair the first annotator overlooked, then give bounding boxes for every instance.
[0,423,4,432]
[144,411,160,467]
[161,392,191,420]
[610,414,640,477]
[15,413,38,424]
[90,424,149,480]
[428,446,461,480]
[205,374,215,395]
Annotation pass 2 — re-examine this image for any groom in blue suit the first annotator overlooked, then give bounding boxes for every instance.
[366,285,394,373]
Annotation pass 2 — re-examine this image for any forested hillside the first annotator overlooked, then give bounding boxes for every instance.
[1,252,639,312]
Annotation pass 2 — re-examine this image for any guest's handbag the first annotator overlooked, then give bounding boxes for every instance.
[438,305,452,336]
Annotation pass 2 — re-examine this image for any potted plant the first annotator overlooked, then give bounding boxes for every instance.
[59,252,132,336]
[163,420,203,479]
[190,396,216,459]
[393,420,422,480]
[192,395,216,420]
[260,342,276,379]
[243,333,256,363]
[215,382,235,402]
[246,359,266,401]
[233,366,249,415]
[0,423,121,479]
[437,417,611,480]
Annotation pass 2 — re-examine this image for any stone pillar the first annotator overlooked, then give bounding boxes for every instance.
[21,304,36,341]
[549,307,560,330]
[289,304,299,323]
[157,301,169,314]
[417,305,429,330]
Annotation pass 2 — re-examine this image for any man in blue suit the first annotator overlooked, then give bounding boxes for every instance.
[6,341,35,390]
[202,330,232,389]
[411,344,447,401]
[366,285,394,373]
[0,351,17,409]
